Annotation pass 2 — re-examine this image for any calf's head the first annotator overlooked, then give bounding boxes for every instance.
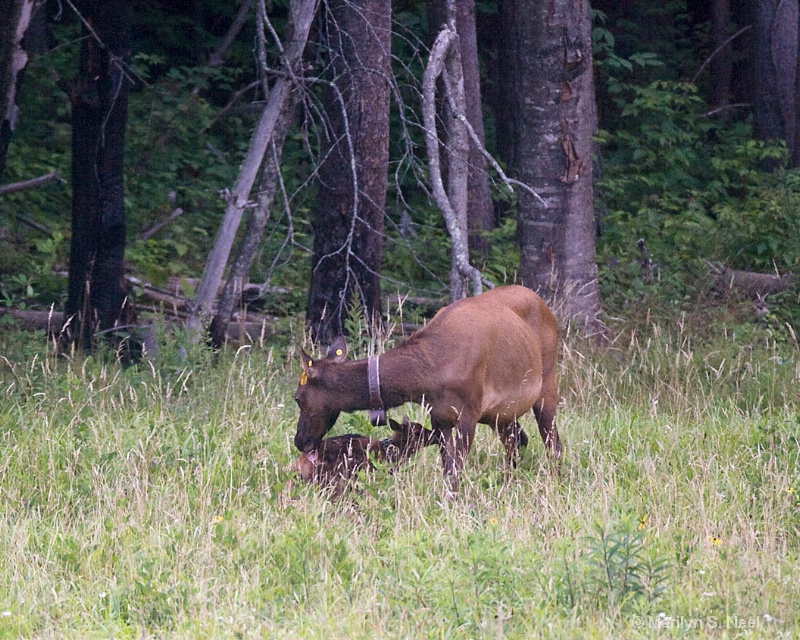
[293,336,349,453]
[292,416,438,492]
[384,416,441,463]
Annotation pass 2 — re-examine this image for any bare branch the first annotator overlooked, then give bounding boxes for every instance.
[422,24,482,297]
[140,207,185,241]
[16,214,52,236]
[201,81,259,132]
[691,24,752,85]
[453,112,545,205]
[0,171,63,196]
[703,102,750,118]
[208,0,254,67]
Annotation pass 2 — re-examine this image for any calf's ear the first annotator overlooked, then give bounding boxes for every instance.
[388,418,402,432]
[327,335,348,362]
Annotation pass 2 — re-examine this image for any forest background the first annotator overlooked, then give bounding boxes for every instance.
[1,0,798,342]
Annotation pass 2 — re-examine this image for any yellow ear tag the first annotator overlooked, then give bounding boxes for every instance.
[336,349,343,356]
[299,371,308,386]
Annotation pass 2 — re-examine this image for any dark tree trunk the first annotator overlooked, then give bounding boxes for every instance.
[307,0,391,343]
[507,0,603,333]
[795,8,800,167]
[63,0,132,350]
[752,0,798,164]
[453,1,494,259]
[492,0,517,174]
[710,0,733,109]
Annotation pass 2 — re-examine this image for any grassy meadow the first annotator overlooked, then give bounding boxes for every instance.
[0,317,799,638]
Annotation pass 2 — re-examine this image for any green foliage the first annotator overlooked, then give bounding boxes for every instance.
[596,79,793,310]
[481,216,520,285]
[343,288,369,357]
[714,170,800,273]
[593,10,665,77]
[0,230,67,308]
[583,520,671,606]
[123,59,253,285]
[382,201,451,296]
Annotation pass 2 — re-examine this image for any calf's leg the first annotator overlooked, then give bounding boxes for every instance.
[497,419,527,467]
[436,410,478,494]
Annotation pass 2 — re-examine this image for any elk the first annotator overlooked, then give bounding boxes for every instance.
[293,285,561,492]
[292,416,441,495]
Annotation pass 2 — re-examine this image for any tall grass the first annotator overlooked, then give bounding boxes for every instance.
[0,319,798,638]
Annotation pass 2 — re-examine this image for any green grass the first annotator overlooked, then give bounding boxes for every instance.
[0,321,798,638]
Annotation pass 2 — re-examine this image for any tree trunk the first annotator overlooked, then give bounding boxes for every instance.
[752,0,798,164]
[491,0,518,174]
[509,0,603,333]
[306,0,391,343]
[453,0,494,257]
[0,0,42,181]
[63,0,132,350]
[709,0,733,110]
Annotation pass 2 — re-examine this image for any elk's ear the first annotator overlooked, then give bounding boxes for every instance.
[389,418,402,433]
[327,335,348,362]
[299,348,315,385]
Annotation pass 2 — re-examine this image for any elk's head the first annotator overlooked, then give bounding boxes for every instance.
[293,335,349,453]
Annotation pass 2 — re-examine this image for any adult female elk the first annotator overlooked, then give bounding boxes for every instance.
[293,285,561,492]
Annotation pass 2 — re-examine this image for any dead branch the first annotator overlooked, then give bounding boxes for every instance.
[140,207,185,241]
[691,25,752,85]
[422,23,482,298]
[0,307,63,331]
[202,81,259,132]
[16,214,53,236]
[453,112,545,205]
[208,0,254,67]
[0,306,275,343]
[0,171,63,196]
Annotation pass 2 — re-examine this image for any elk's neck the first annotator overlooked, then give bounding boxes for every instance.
[328,345,433,412]
[367,343,435,408]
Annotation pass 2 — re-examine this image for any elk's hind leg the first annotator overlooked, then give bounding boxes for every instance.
[533,368,561,460]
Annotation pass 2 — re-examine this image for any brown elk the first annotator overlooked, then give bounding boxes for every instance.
[293,285,561,492]
[292,416,441,495]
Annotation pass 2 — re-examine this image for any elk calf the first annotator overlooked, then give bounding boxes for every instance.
[292,416,439,495]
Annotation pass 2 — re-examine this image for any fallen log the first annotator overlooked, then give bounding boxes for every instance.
[0,308,63,332]
[710,263,794,299]
[0,307,275,343]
